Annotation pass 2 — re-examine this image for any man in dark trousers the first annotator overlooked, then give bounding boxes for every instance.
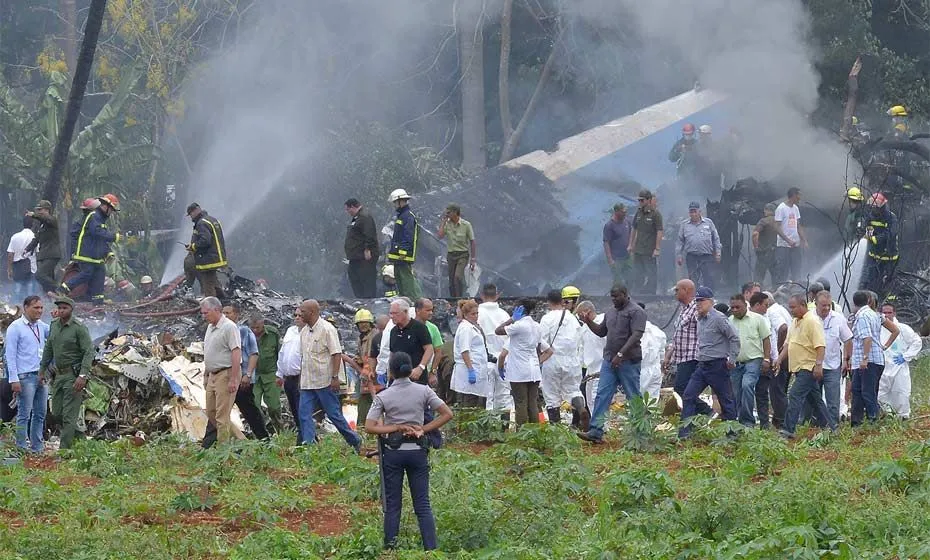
[27,200,61,294]
[61,194,120,304]
[185,203,228,299]
[344,198,380,298]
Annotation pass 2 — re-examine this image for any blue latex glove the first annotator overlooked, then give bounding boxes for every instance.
[498,367,506,381]
[376,373,387,386]
[512,305,525,321]
[468,368,478,384]
[893,354,905,365]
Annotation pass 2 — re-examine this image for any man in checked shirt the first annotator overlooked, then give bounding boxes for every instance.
[662,278,713,416]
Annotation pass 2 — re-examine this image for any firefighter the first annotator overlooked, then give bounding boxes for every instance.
[859,193,898,294]
[844,186,867,241]
[886,105,909,136]
[382,265,398,298]
[60,194,121,304]
[185,203,228,299]
[68,198,101,262]
[386,189,422,299]
[668,123,697,177]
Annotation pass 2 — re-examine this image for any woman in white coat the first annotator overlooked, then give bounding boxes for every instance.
[452,299,489,408]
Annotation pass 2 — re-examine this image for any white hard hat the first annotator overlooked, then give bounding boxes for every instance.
[388,189,411,203]
[698,124,712,134]
[382,265,395,278]
[140,275,153,285]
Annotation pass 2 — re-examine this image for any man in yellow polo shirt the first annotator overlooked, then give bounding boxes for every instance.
[774,294,835,438]
[438,204,477,298]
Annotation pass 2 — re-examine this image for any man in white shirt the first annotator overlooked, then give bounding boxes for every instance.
[774,187,807,284]
[7,216,37,299]
[276,310,304,439]
[477,284,513,422]
[539,290,587,429]
[764,292,792,429]
[813,290,853,425]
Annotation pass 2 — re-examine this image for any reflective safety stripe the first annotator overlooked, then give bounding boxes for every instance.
[72,212,104,264]
[868,252,899,261]
[385,290,398,297]
[194,218,228,271]
[869,221,888,227]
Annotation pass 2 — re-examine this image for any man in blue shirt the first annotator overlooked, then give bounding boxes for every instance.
[4,296,50,453]
[850,290,899,425]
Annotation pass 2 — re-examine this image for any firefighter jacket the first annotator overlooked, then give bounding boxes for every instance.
[189,212,228,271]
[72,208,116,264]
[387,205,418,263]
[867,208,899,261]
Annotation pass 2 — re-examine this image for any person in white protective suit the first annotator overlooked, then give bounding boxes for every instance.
[878,300,922,418]
[638,305,667,405]
[539,289,589,430]
[575,301,606,410]
[477,283,513,423]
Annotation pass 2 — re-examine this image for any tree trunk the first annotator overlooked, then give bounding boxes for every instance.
[498,0,514,147]
[458,0,486,173]
[498,35,559,164]
[62,0,78,74]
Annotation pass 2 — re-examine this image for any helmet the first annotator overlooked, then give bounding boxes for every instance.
[382,265,395,279]
[887,105,908,117]
[140,275,153,285]
[99,193,121,211]
[117,280,131,290]
[698,124,712,134]
[354,309,374,324]
[894,123,908,133]
[869,192,887,207]
[682,123,695,135]
[388,189,411,203]
[561,285,582,300]
[846,186,864,202]
[80,197,101,211]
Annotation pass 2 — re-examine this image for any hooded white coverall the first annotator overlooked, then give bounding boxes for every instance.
[581,314,606,408]
[478,301,513,412]
[539,308,584,409]
[640,321,667,404]
[879,319,922,418]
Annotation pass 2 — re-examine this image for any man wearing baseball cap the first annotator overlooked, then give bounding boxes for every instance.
[676,201,721,289]
[628,189,664,295]
[678,286,740,439]
[40,296,94,449]
[26,200,61,294]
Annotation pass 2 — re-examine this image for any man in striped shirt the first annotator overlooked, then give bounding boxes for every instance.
[663,279,713,415]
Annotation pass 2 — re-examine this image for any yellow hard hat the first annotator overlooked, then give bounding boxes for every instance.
[561,285,582,300]
[894,123,908,133]
[354,309,374,324]
[846,186,864,202]
[851,116,859,126]
[887,105,908,117]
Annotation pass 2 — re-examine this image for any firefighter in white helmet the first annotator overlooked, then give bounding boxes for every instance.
[386,189,422,299]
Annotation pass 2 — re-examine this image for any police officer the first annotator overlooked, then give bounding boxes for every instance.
[185,203,228,298]
[860,193,898,294]
[366,351,453,551]
[386,189,422,299]
[61,194,121,304]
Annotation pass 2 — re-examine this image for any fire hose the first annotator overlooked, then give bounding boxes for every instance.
[118,306,200,318]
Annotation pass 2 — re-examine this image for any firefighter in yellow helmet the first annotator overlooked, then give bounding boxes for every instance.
[347,308,378,424]
[887,105,909,136]
[845,186,867,240]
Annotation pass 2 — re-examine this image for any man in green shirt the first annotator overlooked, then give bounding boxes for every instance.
[415,298,444,385]
[627,190,664,295]
[728,294,771,428]
[40,296,94,449]
[249,315,282,433]
[438,204,477,297]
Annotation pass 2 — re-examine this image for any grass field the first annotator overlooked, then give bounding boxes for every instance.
[2,361,930,559]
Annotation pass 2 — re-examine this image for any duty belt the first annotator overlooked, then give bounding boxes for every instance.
[868,252,898,261]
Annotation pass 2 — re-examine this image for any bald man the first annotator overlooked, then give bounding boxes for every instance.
[298,299,361,452]
[663,279,712,416]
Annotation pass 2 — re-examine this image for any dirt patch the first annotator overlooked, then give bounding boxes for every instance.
[267,468,303,482]
[0,509,25,529]
[57,475,101,488]
[806,450,839,462]
[751,474,768,484]
[24,455,59,471]
[663,459,683,473]
[461,442,498,455]
[279,505,350,536]
[308,484,336,501]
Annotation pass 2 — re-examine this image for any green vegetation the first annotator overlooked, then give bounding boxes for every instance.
[0,361,929,559]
